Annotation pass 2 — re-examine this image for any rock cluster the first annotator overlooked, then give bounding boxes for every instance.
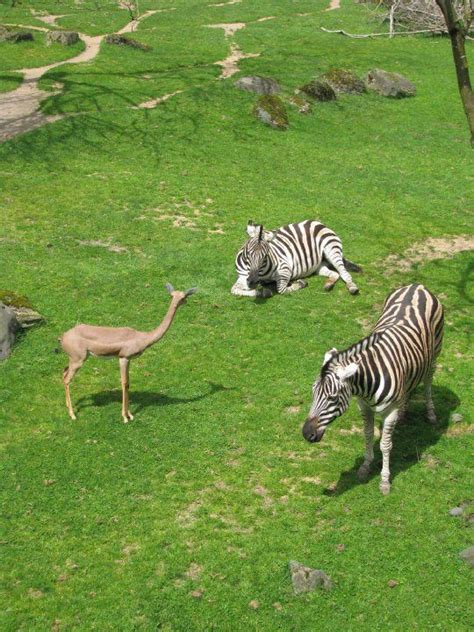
[0,26,34,42]
[105,34,151,51]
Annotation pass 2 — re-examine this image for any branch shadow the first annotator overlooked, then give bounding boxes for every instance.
[322,384,459,497]
[75,380,231,414]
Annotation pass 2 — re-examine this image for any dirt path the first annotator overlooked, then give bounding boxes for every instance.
[326,0,341,10]
[0,11,157,143]
[206,21,264,79]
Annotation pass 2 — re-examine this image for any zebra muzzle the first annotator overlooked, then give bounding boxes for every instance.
[302,418,326,443]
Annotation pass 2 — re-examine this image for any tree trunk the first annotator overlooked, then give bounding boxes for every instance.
[436,0,474,145]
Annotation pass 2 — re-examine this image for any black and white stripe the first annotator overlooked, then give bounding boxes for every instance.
[231,220,361,297]
[302,284,444,494]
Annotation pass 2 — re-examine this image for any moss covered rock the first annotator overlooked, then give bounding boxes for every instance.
[235,76,281,95]
[253,95,289,129]
[299,80,336,102]
[0,291,43,327]
[0,26,34,42]
[46,31,79,46]
[105,34,150,51]
[321,68,365,95]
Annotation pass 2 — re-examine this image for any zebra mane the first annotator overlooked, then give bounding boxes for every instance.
[320,332,382,377]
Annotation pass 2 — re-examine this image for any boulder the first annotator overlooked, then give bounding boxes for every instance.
[46,31,79,46]
[321,68,365,95]
[104,34,150,51]
[365,68,416,98]
[0,26,34,42]
[235,76,281,95]
[299,80,336,102]
[0,290,44,327]
[289,560,332,594]
[0,304,19,361]
[253,95,288,129]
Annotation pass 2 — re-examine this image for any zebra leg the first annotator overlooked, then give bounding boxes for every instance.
[397,396,408,425]
[357,398,374,481]
[379,408,399,495]
[317,265,339,291]
[324,248,359,295]
[424,370,437,424]
[276,270,307,294]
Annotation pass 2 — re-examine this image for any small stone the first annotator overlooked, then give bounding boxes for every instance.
[253,95,289,130]
[235,75,281,95]
[273,602,283,611]
[387,579,398,588]
[449,507,464,517]
[46,31,79,46]
[43,479,56,486]
[459,546,474,567]
[336,543,345,552]
[289,560,332,594]
[451,413,463,423]
[249,599,260,609]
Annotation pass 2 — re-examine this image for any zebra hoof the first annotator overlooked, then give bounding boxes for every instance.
[426,414,437,425]
[380,481,391,495]
[297,279,308,289]
[348,284,359,295]
[357,465,370,482]
[324,281,336,292]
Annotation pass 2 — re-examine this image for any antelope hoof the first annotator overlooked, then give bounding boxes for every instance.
[122,416,130,424]
[357,465,370,482]
[69,412,77,421]
[127,412,134,421]
[380,481,391,495]
[348,284,359,295]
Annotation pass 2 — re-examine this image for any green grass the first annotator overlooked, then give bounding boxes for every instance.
[0,0,473,630]
[0,70,22,92]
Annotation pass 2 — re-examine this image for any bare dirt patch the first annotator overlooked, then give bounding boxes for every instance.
[209,0,242,6]
[384,235,474,274]
[76,239,128,253]
[206,22,246,38]
[135,90,183,109]
[35,14,66,26]
[215,43,260,79]
[326,0,341,10]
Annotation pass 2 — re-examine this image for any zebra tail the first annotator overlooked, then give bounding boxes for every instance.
[343,258,362,273]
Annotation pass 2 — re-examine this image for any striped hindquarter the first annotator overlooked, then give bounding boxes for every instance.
[302,284,444,494]
[231,220,360,296]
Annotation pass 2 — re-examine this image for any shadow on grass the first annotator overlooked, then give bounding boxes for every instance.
[76,381,231,414]
[322,384,459,497]
[457,259,474,305]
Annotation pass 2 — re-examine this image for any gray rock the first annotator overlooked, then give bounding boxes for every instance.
[253,95,288,130]
[289,560,332,594]
[0,26,34,42]
[104,34,151,51]
[450,413,463,423]
[365,68,416,98]
[321,69,365,95]
[299,80,336,102]
[0,304,20,361]
[449,507,464,517]
[459,546,474,567]
[235,76,281,95]
[46,31,79,46]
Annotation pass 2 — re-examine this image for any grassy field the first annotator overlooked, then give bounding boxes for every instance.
[1,0,473,630]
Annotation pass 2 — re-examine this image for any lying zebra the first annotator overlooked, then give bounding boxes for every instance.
[302,284,444,495]
[231,220,361,297]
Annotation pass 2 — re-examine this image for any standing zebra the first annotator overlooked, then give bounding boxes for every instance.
[302,284,444,494]
[231,220,361,297]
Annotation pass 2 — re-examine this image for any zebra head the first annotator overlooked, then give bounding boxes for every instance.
[244,221,275,289]
[302,348,358,443]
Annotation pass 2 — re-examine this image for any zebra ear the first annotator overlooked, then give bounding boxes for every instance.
[336,363,358,381]
[246,222,260,239]
[323,348,337,364]
[263,230,276,242]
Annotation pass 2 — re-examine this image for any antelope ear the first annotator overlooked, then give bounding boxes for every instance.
[165,283,175,294]
[336,363,358,381]
[185,287,198,297]
[246,222,260,239]
[323,348,338,364]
